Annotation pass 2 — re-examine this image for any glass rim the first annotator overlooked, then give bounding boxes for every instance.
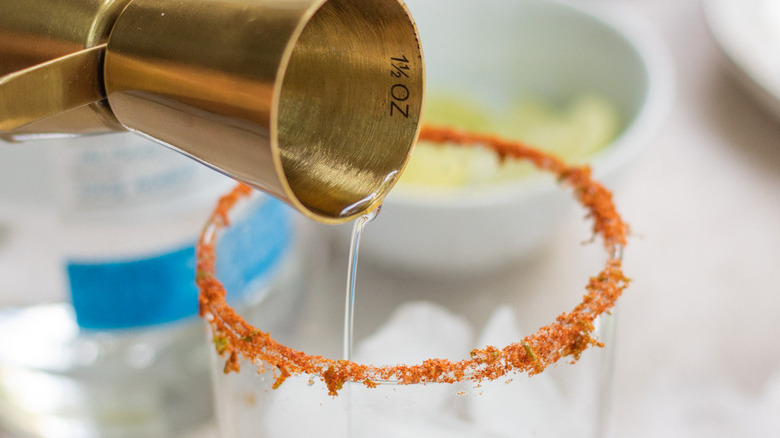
[196,125,629,396]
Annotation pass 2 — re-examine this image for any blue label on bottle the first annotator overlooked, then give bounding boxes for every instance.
[68,197,292,330]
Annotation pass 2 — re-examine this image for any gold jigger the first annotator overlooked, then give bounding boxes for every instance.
[0,0,424,223]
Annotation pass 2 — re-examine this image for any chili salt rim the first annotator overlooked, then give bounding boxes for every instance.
[196,125,630,396]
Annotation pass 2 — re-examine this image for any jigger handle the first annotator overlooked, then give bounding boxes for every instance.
[0,45,106,133]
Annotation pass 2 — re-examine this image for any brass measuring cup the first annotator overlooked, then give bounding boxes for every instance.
[0,0,424,223]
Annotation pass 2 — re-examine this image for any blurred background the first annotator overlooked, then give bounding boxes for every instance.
[595,0,780,435]
[2,0,780,436]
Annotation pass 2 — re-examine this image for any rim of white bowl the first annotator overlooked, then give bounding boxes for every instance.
[703,0,780,123]
[387,0,675,210]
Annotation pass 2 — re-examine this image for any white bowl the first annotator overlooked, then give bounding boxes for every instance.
[354,0,674,275]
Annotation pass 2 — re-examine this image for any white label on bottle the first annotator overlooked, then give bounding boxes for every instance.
[56,134,232,217]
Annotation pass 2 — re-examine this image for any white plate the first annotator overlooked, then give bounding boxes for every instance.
[704,0,780,122]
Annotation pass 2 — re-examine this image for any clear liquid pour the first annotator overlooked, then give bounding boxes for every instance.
[343,207,380,362]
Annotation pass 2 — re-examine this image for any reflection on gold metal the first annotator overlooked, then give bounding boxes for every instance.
[0,0,130,139]
[0,0,424,223]
[0,45,106,133]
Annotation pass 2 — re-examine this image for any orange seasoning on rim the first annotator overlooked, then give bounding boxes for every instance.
[196,125,630,396]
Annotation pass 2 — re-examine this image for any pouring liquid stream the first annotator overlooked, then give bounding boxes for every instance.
[342,207,379,438]
[343,207,380,361]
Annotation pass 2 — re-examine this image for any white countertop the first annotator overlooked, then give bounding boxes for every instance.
[2,0,779,436]
[591,0,780,435]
